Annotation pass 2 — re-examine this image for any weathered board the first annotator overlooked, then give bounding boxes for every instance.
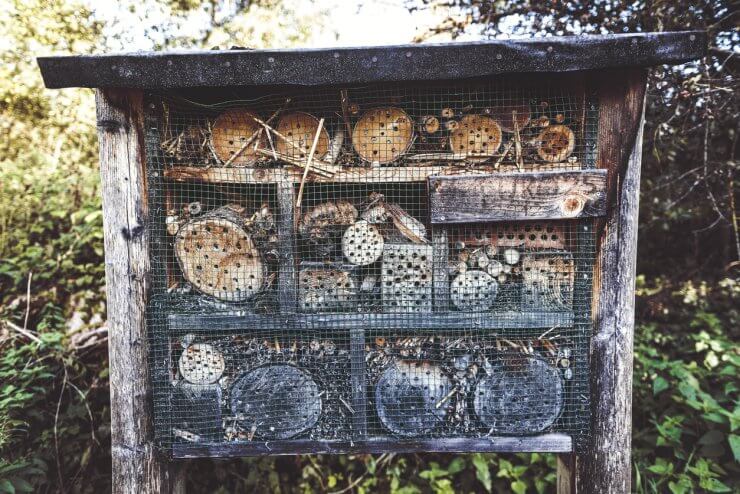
[95,89,183,493]
[172,434,573,458]
[429,170,607,224]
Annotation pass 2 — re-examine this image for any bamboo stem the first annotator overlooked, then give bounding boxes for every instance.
[296,118,325,208]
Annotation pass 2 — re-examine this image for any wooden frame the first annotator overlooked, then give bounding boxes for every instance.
[46,31,699,491]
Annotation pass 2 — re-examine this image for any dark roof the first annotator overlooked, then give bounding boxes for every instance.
[38,31,705,89]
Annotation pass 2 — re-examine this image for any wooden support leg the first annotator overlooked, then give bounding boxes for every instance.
[96,89,184,493]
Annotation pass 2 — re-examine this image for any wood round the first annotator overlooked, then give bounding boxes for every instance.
[178,343,225,385]
[352,107,414,164]
[375,360,451,436]
[211,108,262,165]
[450,270,498,311]
[175,216,264,301]
[230,365,322,439]
[449,115,502,160]
[275,111,331,160]
[473,356,563,434]
[299,268,356,312]
[342,221,384,266]
[536,124,575,162]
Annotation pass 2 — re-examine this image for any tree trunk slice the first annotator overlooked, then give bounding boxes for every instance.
[230,365,322,440]
[299,267,357,312]
[449,115,502,161]
[450,270,498,311]
[375,360,451,436]
[275,111,331,161]
[474,356,563,434]
[536,124,575,163]
[522,254,575,310]
[352,107,414,164]
[211,108,262,165]
[489,104,532,133]
[381,244,433,313]
[178,343,226,385]
[342,221,384,266]
[174,207,264,301]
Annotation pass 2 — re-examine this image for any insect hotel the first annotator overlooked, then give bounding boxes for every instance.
[39,32,704,493]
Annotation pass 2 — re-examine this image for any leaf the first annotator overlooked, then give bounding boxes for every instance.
[699,477,732,493]
[728,434,740,462]
[653,376,669,395]
[511,480,527,494]
[472,454,492,493]
[0,480,15,494]
[647,458,674,475]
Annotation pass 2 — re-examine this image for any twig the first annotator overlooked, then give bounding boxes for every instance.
[3,320,42,344]
[54,365,68,493]
[253,149,335,178]
[339,396,355,414]
[296,118,325,208]
[513,110,523,170]
[23,271,32,331]
[222,128,262,166]
[435,385,458,409]
[340,89,353,137]
[494,140,515,169]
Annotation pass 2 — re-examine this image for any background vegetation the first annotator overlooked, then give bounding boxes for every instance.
[0,0,737,492]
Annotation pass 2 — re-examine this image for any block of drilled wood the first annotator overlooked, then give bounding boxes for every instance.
[428,170,607,223]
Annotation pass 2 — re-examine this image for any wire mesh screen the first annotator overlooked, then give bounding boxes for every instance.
[145,77,598,456]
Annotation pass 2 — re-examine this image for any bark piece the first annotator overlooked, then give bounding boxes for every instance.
[385,203,428,244]
[352,107,414,164]
[381,243,433,313]
[450,270,498,311]
[174,206,265,301]
[474,356,563,434]
[178,343,225,385]
[299,201,358,258]
[211,108,262,165]
[342,221,384,266]
[536,124,575,163]
[375,360,451,436]
[449,115,502,161]
[230,365,322,440]
[275,111,331,161]
[419,115,440,134]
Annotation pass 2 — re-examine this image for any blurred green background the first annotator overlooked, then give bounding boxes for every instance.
[0,0,737,492]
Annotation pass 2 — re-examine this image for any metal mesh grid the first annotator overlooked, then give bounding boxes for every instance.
[144,77,598,455]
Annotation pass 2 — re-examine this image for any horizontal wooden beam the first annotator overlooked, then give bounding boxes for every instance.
[162,163,575,184]
[167,309,573,333]
[429,169,607,224]
[172,434,572,458]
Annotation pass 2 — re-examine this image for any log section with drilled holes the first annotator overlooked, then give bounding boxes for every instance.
[352,107,414,164]
[174,205,264,301]
[299,266,357,312]
[429,170,607,223]
[275,111,331,160]
[211,108,262,165]
[449,114,502,160]
[178,343,226,385]
[342,221,385,266]
[381,244,433,313]
[536,124,576,163]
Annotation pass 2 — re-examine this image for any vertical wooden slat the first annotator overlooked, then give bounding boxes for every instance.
[277,181,297,312]
[96,89,183,494]
[350,327,368,438]
[577,69,647,493]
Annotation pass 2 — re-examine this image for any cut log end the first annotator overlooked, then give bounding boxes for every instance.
[352,107,414,164]
[211,108,262,165]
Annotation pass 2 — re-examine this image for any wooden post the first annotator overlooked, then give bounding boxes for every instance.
[96,89,184,494]
[555,69,647,493]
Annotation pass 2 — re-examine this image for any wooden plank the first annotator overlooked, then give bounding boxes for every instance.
[557,454,577,494]
[163,162,575,184]
[277,181,297,313]
[167,309,573,333]
[172,433,572,458]
[429,170,607,224]
[350,327,368,437]
[95,89,183,493]
[578,69,647,494]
